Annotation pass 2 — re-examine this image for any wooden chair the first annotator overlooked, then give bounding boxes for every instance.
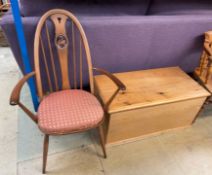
[199,31,212,83]
[10,9,126,174]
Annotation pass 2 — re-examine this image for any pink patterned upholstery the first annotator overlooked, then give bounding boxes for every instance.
[37,90,104,134]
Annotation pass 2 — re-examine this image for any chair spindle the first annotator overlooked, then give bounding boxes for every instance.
[80,37,83,89]
[40,36,53,92]
[72,21,77,89]
[45,22,59,91]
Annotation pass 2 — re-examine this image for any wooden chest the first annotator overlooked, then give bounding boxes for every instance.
[94,67,210,145]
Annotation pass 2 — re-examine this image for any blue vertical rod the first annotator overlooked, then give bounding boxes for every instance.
[10,0,39,110]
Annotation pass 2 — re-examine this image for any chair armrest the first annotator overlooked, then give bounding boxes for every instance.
[10,72,36,105]
[10,72,37,123]
[93,67,126,111]
[93,68,126,92]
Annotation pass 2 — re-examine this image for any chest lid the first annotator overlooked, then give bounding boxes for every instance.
[94,67,210,114]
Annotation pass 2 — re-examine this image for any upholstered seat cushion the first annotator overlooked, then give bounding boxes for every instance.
[37,90,104,134]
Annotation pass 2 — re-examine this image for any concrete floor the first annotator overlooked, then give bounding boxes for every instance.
[2,47,212,175]
[0,47,19,175]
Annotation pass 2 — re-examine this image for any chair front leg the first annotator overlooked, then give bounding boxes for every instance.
[98,125,107,158]
[42,135,49,174]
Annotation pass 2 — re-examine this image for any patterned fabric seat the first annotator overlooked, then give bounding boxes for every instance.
[38,90,104,134]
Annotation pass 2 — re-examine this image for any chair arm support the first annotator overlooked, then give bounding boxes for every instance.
[10,72,36,106]
[10,72,38,123]
[18,102,38,123]
[93,67,126,111]
[93,67,126,92]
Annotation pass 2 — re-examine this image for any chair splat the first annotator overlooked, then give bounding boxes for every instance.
[51,14,70,90]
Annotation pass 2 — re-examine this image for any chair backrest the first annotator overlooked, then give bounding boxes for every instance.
[34,9,94,100]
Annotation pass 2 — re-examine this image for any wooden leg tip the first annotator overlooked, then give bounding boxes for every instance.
[103,153,107,159]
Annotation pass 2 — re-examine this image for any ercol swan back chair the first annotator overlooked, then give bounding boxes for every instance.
[10,9,126,174]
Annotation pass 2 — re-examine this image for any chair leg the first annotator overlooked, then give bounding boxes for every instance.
[42,135,49,174]
[98,125,107,158]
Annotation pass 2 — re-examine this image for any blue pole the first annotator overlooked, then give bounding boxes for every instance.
[10,0,39,110]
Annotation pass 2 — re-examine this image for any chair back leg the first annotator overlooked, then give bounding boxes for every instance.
[42,135,49,174]
[98,125,107,158]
